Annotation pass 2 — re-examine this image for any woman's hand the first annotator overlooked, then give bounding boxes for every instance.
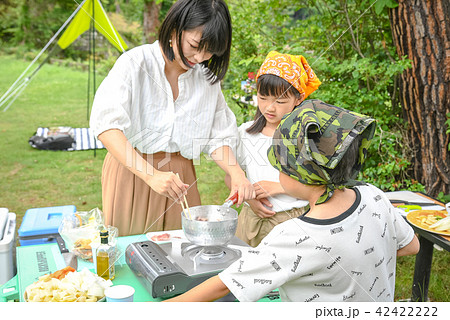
[145,171,189,203]
[98,129,189,202]
[247,198,275,218]
[253,180,284,199]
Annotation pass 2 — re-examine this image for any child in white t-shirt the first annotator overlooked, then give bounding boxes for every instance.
[230,51,321,247]
[167,99,419,302]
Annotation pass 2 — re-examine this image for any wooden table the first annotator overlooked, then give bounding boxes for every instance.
[389,192,449,302]
[408,219,449,302]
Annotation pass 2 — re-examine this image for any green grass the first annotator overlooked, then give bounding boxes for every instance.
[0,53,229,226]
[1,54,106,224]
[0,53,448,301]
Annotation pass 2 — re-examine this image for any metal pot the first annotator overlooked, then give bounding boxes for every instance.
[181,193,239,246]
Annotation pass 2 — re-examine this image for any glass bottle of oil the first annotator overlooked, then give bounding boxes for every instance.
[96,230,115,280]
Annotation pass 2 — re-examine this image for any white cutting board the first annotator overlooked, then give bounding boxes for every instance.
[384,191,445,214]
[384,191,435,203]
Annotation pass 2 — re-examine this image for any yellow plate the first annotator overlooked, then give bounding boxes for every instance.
[406,210,450,236]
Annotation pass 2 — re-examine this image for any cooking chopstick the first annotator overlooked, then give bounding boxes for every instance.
[179,195,192,220]
[182,193,192,220]
[176,173,192,219]
[179,198,188,219]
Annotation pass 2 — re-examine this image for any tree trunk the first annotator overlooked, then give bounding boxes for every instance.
[143,0,162,44]
[389,0,450,197]
[115,0,121,14]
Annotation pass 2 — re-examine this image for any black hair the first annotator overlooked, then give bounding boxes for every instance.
[158,0,232,84]
[246,74,302,134]
[326,134,363,185]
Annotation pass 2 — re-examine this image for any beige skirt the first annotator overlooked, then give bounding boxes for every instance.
[235,203,307,247]
[101,152,201,236]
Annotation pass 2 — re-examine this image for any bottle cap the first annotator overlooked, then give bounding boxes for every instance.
[100,230,109,244]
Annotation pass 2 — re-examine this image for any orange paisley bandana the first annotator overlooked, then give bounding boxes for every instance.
[256,51,321,99]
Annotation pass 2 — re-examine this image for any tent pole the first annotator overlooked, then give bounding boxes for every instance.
[93,0,97,98]
[2,82,30,112]
[1,44,61,111]
[0,0,88,106]
[1,81,28,111]
[92,0,97,157]
[87,19,92,122]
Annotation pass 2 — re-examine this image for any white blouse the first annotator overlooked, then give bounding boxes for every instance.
[89,41,238,159]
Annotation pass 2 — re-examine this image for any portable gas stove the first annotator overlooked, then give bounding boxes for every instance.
[125,236,249,299]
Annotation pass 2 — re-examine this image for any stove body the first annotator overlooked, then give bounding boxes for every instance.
[126,236,248,299]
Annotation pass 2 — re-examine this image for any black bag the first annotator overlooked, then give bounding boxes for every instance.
[29,134,75,150]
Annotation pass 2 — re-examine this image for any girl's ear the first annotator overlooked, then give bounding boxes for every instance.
[295,93,305,106]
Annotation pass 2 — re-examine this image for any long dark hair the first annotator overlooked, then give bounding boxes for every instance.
[158,0,232,84]
[246,74,302,134]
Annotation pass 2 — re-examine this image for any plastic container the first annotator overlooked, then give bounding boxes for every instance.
[0,208,16,286]
[104,285,135,302]
[18,205,76,246]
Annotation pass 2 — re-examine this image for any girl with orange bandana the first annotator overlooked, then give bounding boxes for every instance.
[228,51,321,247]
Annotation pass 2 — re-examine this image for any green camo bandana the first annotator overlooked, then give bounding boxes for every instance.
[268,99,376,205]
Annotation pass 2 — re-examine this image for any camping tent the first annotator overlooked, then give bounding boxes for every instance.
[0,0,128,113]
[58,0,127,52]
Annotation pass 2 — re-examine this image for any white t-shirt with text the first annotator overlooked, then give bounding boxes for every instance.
[219,184,414,302]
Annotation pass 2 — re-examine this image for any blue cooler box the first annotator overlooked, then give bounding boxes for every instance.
[18,205,76,246]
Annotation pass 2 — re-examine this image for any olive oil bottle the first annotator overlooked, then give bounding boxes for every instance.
[96,230,115,280]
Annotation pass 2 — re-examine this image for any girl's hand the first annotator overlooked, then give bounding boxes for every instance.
[210,146,255,206]
[228,173,255,206]
[146,171,189,203]
[253,181,284,199]
[248,198,276,218]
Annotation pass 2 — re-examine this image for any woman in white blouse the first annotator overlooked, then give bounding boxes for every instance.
[90,0,254,236]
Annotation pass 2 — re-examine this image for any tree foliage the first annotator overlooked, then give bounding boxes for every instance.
[226,0,424,193]
[0,0,146,59]
[0,0,437,195]
[1,0,78,47]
